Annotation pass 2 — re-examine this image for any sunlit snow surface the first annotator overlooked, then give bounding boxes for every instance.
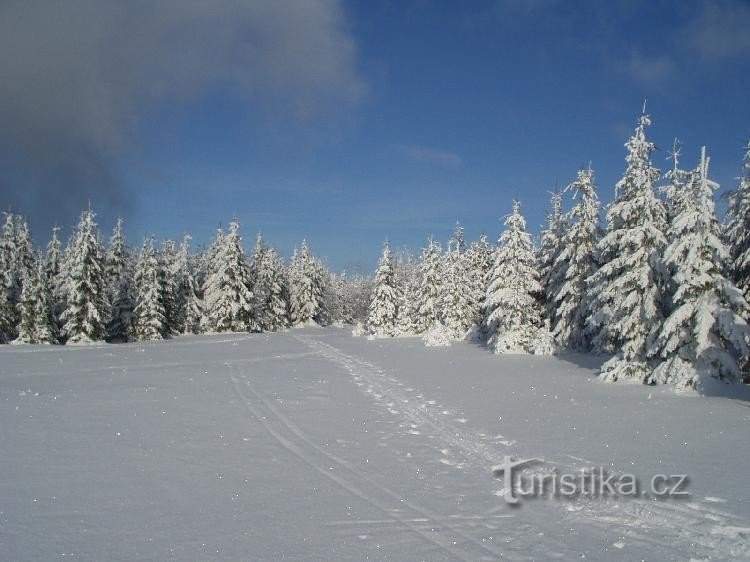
[1,327,749,560]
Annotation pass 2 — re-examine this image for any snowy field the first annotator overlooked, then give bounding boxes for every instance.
[1,327,749,561]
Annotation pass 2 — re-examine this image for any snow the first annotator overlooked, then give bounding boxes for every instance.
[1,326,749,560]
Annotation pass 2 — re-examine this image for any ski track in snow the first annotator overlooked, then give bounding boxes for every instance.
[295,334,750,561]
[225,363,506,561]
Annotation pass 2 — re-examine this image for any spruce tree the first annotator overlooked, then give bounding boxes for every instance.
[441,230,473,339]
[586,108,667,381]
[367,242,399,336]
[484,200,544,354]
[13,266,38,344]
[552,166,601,349]
[661,139,690,226]
[452,221,466,254]
[649,148,750,391]
[16,259,58,345]
[248,234,268,327]
[106,262,135,342]
[133,237,167,341]
[538,191,567,324]
[317,268,340,326]
[61,208,108,343]
[159,239,180,334]
[14,216,35,288]
[102,219,132,340]
[32,260,58,344]
[395,251,419,335]
[725,141,750,308]
[465,235,494,327]
[313,261,333,326]
[415,237,443,333]
[288,239,324,326]
[174,234,202,334]
[47,227,68,329]
[45,227,62,283]
[201,220,256,332]
[259,246,290,331]
[0,212,18,342]
[104,219,128,297]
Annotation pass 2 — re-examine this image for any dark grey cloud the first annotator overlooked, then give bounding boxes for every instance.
[0,0,364,236]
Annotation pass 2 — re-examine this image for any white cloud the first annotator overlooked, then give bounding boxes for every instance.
[396,144,463,169]
[627,52,676,85]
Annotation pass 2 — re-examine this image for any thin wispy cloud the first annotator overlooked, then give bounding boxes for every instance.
[627,52,676,85]
[396,144,463,170]
[685,0,750,60]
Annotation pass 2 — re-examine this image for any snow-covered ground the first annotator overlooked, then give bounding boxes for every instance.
[1,327,749,560]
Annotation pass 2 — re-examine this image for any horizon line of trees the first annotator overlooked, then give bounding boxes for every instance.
[0,212,372,346]
[2,108,749,395]
[365,109,750,393]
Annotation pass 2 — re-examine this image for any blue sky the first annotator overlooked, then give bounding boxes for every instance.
[2,1,749,272]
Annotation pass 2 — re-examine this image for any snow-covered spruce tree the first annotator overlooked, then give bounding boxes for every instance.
[464,235,494,328]
[248,234,268,327]
[415,237,443,334]
[174,234,202,334]
[586,109,667,381]
[0,211,16,274]
[104,218,128,295]
[552,166,601,350]
[15,259,58,344]
[258,246,289,331]
[725,141,750,308]
[106,260,135,342]
[0,212,19,342]
[288,239,325,326]
[194,231,221,292]
[159,239,180,335]
[538,191,568,324]
[13,266,38,344]
[32,260,58,344]
[61,208,109,343]
[13,257,57,344]
[648,148,750,391]
[484,200,547,354]
[45,227,62,284]
[14,216,35,288]
[367,241,399,336]
[102,219,132,339]
[333,272,355,325]
[201,220,257,332]
[47,227,69,329]
[315,266,337,326]
[44,226,63,302]
[57,230,77,309]
[196,229,223,327]
[394,250,419,335]
[452,221,466,254]
[441,231,474,339]
[661,139,690,226]
[133,237,167,341]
